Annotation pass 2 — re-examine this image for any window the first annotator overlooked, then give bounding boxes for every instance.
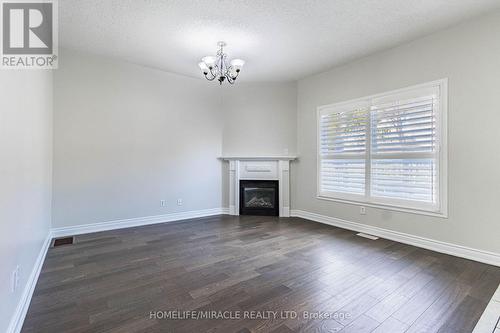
[317,79,447,216]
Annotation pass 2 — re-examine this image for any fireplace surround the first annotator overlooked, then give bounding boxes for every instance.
[220,156,297,217]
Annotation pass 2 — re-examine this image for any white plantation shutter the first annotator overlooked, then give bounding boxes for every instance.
[370,94,439,208]
[318,80,447,214]
[319,107,368,198]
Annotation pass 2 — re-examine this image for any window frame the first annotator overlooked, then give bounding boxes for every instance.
[316,79,448,218]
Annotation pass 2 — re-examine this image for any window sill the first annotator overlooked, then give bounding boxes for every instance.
[316,195,448,218]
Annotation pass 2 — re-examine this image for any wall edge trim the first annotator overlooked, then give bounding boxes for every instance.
[51,208,230,237]
[7,232,52,333]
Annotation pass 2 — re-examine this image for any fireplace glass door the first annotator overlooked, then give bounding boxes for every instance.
[239,180,279,216]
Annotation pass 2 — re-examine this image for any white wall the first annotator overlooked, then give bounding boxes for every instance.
[0,71,53,332]
[294,11,500,254]
[221,82,297,156]
[220,82,297,208]
[53,49,298,226]
[52,49,225,228]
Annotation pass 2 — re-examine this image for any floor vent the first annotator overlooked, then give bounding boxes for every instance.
[356,232,379,240]
[53,236,74,247]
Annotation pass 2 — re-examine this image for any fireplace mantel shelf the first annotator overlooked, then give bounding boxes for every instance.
[219,156,297,161]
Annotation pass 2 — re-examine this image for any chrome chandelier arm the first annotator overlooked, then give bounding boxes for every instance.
[209,64,218,77]
[226,74,235,84]
[224,65,240,84]
[204,72,216,81]
[204,64,220,81]
[229,68,240,80]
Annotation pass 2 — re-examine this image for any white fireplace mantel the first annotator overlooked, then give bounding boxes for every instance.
[220,156,297,217]
[220,156,297,161]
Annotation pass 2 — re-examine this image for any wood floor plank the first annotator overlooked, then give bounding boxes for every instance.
[405,282,471,332]
[339,314,380,332]
[391,272,455,325]
[21,215,500,333]
[371,316,408,333]
[365,271,435,323]
[435,295,488,333]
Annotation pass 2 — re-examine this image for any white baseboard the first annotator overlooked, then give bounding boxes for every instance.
[7,232,52,333]
[51,208,229,238]
[291,209,500,267]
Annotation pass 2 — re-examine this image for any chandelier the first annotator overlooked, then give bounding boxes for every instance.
[198,41,245,85]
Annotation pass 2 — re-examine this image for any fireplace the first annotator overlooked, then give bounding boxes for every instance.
[239,180,279,216]
[221,157,296,217]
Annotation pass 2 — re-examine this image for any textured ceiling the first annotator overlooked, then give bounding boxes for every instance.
[59,0,500,81]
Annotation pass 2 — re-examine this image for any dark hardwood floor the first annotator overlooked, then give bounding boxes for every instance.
[22,215,500,333]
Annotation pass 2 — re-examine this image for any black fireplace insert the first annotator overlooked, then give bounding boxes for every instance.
[239,180,279,216]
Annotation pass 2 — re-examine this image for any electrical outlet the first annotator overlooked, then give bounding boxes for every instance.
[11,266,19,293]
[360,206,366,215]
[177,198,183,206]
[160,200,166,207]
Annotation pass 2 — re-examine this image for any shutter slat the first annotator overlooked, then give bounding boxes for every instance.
[373,105,434,119]
[375,110,433,124]
[373,128,434,138]
[374,132,434,142]
[372,99,434,113]
[321,128,366,135]
[375,117,435,129]
[374,122,435,133]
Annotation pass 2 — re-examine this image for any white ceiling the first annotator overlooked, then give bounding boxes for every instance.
[59,0,500,82]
